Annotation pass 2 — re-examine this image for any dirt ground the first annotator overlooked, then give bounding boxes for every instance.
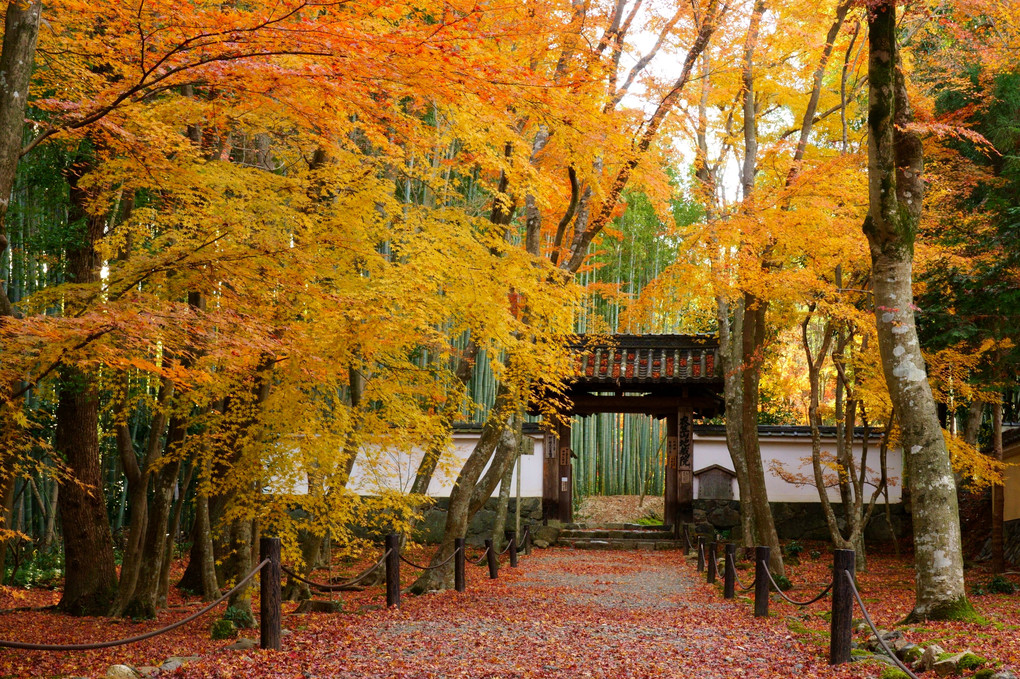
[574,494,665,524]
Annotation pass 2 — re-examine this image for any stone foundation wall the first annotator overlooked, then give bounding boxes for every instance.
[693,499,910,542]
[416,497,911,545]
[415,497,543,545]
[1006,519,1020,567]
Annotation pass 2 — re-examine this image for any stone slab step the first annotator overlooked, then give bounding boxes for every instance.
[569,523,673,531]
[562,538,685,551]
[560,529,676,540]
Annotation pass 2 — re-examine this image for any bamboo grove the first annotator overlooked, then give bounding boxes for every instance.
[0,0,1017,623]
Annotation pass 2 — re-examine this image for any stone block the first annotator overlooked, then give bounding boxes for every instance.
[105,666,140,679]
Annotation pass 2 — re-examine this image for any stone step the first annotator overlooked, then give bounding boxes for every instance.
[560,529,676,540]
[562,538,685,551]
[570,523,673,531]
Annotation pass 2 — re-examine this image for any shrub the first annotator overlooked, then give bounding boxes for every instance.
[772,573,793,591]
[223,605,256,629]
[785,540,804,557]
[210,619,237,640]
[987,575,1016,595]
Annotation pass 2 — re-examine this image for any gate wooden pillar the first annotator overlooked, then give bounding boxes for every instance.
[556,419,573,523]
[542,420,573,523]
[665,408,695,532]
[542,429,558,522]
[664,412,679,532]
[677,408,694,526]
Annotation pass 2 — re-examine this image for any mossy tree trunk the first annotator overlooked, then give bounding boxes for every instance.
[865,1,971,621]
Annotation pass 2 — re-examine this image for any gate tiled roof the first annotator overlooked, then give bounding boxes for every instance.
[570,334,721,385]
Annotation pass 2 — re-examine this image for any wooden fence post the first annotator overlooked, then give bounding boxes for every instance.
[454,537,466,593]
[259,537,281,651]
[754,545,770,618]
[485,538,499,579]
[385,533,400,608]
[723,543,736,599]
[707,542,718,584]
[487,534,499,575]
[508,531,518,568]
[697,536,706,572]
[829,549,855,665]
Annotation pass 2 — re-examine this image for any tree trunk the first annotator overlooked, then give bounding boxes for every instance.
[109,379,172,616]
[55,375,118,615]
[717,295,755,550]
[56,154,118,616]
[991,400,1004,573]
[865,0,971,620]
[962,400,983,448]
[122,417,185,618]
[157,461,194,609]
[0,0,42,317]
[410,388,516,593]
[224,516,255,624]
[195,488,221,599]
[491,425,521,552]
[740,294,784,576]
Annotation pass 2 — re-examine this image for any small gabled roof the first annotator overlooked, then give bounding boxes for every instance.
[693,464,736,477]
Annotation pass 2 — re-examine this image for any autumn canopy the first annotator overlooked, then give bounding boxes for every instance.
[0,0,1017,655]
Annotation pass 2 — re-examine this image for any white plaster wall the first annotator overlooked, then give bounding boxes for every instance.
[337,430,902,504]
[691,433,903,504]
[1004,438,1020,523]
[346,432,545,498]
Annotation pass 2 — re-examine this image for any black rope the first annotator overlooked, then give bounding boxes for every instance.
[763,568,833,606]
[283,550,390,591]
[844,570,919,679]
[471,546,491,566]
[0,559,270,651]
[730,562,755,592]
[516,527,530,553]
[399,546,459,571]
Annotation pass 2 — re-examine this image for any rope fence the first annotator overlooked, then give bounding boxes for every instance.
[0,557,271,651]
[762,568,833,607]
[688,531,888,668]
[845,569,920,679]
[0,526,537,654]
[282,551,390,591]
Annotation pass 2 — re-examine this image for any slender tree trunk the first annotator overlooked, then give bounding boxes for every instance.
[123,417,185,618]
[991,400,1004,573]
[42,483,58,549]
[717,296,755,550]
[157,462,194,609]
[410,388,516,593]
[195,487,221,600]
[740,294,784,575]
[110,379,172,616]
[224,517,254,624]
[865,1,970,620]
[491,422,521,552]
[962,400,983,448]
[0,0,41,317]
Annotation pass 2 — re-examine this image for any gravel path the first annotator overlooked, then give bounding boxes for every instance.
[179,547,850,679]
